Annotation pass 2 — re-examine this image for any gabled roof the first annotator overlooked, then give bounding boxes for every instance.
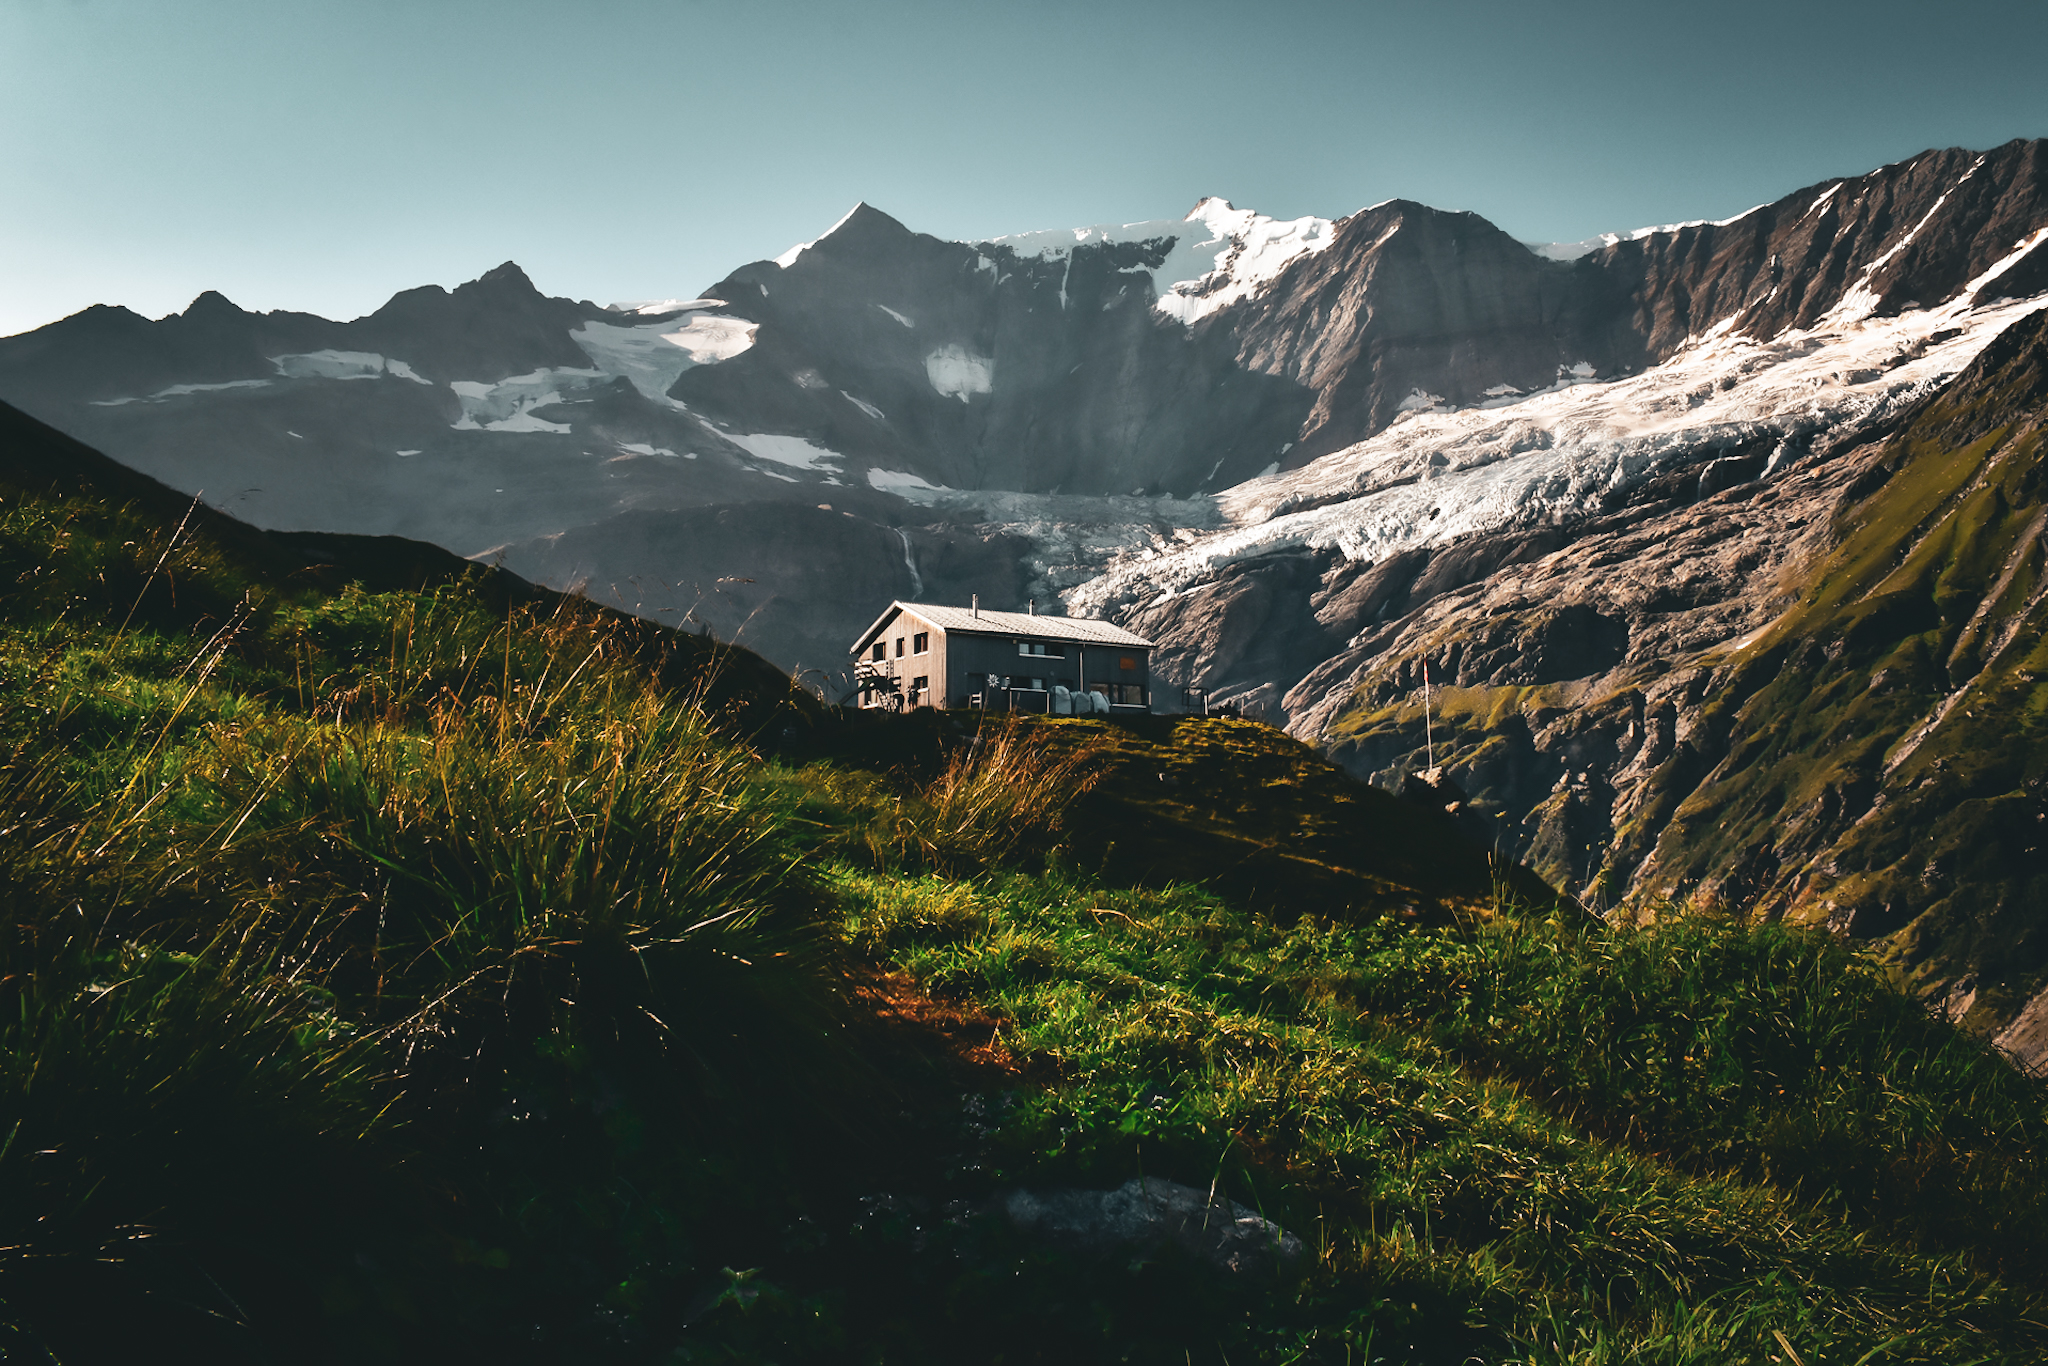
[851,601,1154,656]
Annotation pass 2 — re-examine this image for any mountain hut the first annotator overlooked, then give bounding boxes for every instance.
[849,600,1155,714]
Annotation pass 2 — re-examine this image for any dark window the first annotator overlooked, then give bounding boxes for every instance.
[1108,683,1146,706]
[895,637,905,658]
[871,643,884,662]
[911,675,928,698]
[913,632,929,654]
[1026,677,1045,691]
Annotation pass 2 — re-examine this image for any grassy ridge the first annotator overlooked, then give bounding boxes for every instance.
[3,401,2048,1362]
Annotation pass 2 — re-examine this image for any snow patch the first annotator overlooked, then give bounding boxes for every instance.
[570,312,758,402]
[984,197,1337,327]
[1966,226,2048,304]
[876,304,914,328]
[1523,203,1769,262]
[774,204,863,269]
[866,468,951,503]
[272,350,431,383]
[90,378,272,406]
[449,368,604,433]
[725,432,843,471]
[605,297,727,316]
[841,391,886,421]
[925,345,993,401]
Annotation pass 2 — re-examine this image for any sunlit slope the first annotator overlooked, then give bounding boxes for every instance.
[1636,306,2048,1020]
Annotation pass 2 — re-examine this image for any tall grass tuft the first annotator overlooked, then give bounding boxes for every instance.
[769,718,1106,876]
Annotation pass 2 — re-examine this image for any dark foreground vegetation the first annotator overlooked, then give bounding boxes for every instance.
[4,402,2048,1363]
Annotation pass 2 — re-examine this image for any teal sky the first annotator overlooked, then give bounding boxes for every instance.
[4,0,2045,336]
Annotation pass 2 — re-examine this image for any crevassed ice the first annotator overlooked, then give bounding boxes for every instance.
[1066,291,2048,618]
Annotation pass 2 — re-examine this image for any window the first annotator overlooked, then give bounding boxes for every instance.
[1025,677,1045,691]
[910,675,928,699]
[1119,656,1137,671]
[1108,683,1147,706]
[871,643,884,662]
[1017,641,1065,657]
[895,637,905,658]
[913,632,929,655]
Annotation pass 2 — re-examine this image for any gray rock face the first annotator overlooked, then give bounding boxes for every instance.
[680,204,1312,499]
[1003,1178,1304,1277]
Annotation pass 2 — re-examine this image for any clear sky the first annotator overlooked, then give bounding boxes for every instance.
[3,0,2044,337]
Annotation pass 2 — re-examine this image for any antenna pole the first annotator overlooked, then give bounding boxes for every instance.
[1423,658,1435,771]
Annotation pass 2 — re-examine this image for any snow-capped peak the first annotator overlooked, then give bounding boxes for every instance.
[1524,204,1768,262]
[773,203,867,269]
[982,198,1337,326]
[1153,199,1337,325]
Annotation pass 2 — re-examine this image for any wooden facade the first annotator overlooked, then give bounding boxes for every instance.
[850,601,1156,714]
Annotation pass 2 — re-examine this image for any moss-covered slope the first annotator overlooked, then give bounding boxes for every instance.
[1636,306,2048,1021]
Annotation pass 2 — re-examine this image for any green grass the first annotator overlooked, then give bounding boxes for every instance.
[834,867,2048,1363]
[4,412,2048,1362]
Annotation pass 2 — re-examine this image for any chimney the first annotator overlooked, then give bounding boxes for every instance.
[1028,598,1035,615]
[972,593,979,619]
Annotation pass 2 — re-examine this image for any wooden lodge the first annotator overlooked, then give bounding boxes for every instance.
[849,600,1155,714]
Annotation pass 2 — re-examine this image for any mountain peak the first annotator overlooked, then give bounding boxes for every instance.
[475,261,537,291]
[182,289,245,318]
[771,202,913,269]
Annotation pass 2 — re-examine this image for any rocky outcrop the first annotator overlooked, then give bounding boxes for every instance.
[1002,1178,1304,1278]
[1280,305,2048,1027]
[680,204,1311,498]
[1590,139,2048,358]
[1216,201,1583,461]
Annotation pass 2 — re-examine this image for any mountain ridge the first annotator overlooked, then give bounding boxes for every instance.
[4,141,2048,1037]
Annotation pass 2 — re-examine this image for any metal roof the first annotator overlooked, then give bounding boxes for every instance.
[850,601,1154,656]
